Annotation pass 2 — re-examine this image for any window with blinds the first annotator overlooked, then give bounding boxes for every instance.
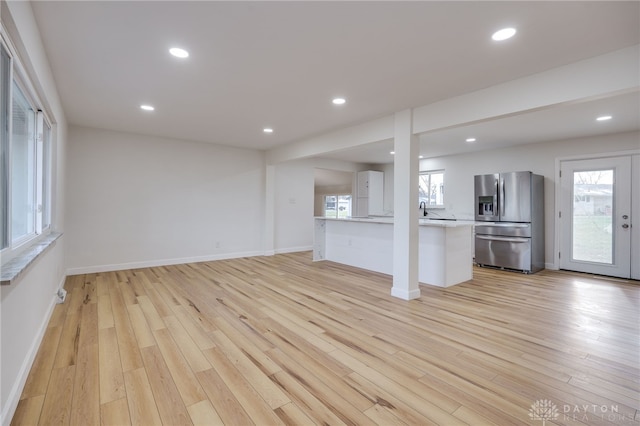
[0,37,53,256]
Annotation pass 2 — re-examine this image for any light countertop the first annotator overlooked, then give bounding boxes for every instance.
[315,216,476,227]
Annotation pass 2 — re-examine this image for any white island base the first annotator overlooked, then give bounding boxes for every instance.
[314,217,473,288]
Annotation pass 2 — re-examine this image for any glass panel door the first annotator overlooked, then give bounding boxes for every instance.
[560,156,632,278]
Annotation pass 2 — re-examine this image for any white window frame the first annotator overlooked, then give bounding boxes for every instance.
[40,113,52,230]
[0,27,53,262]
[36,111,52,233]
[419,169,445,209]
[0,37,11,251]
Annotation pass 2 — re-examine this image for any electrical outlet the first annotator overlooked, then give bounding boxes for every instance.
[56,288,67,304]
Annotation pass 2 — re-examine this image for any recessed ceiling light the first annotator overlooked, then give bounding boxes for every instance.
[419,155,424,159]
[492,27,516,41]
[466,137,476,143]
[390,151,395,155]
[332,98,346,105]
[169,47,189,58]
[140,105,155,111]
[263,128,274,133]
[596,115,612,121]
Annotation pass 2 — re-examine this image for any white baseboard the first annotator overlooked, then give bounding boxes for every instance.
[391,286,421,300]
[1,273,65,426]
[65,250,265,276]
[66,247,314,276]
[274,245,313,254]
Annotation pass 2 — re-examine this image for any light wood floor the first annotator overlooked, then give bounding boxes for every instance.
[12,252,640,425]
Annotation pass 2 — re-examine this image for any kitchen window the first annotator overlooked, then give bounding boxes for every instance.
[419,170,445,208]
[324,195,352,218]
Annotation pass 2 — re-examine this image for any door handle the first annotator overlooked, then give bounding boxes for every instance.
[622,224,629,229]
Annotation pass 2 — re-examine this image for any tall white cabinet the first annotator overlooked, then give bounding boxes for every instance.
[354,171,384,217]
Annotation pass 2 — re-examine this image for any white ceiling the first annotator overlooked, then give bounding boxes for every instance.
[31,1,640,160]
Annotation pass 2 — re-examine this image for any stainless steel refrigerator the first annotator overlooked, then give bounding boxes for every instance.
[474,171,544,273]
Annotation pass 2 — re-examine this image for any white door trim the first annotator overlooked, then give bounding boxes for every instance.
[553,149,639,274]
[632,154,640,280]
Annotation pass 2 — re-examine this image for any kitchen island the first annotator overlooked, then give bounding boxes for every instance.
[314,217,474,287]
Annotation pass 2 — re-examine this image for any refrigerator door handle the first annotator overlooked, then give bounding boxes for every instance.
[499,178,505,217]
[495,179,500,216]
[476,235,530,243]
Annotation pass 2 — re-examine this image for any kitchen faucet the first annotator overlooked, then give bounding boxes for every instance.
[419,201,428,216]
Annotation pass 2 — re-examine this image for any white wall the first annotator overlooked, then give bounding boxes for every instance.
[64,127,368,269]
[65,126,265,273]
[274,158,366,252]
[273,160,316,252]
[395,130,640,267]
[1,2,67,424]
[1,243,66,422]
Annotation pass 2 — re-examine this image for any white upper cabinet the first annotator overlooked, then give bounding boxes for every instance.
[356,171,384,216]
[357,171,370,197]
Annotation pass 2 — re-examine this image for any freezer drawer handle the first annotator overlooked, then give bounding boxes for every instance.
[476,223,530,228]
[477,235,530,243]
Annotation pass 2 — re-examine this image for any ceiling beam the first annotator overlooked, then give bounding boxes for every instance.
[413,45,639,135]
[266,45,639,165]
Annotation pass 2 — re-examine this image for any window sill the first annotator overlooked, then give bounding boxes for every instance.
[1,232,62,285]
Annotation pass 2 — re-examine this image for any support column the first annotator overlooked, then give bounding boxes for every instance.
[264,163,276,256]
[391,109,420,300]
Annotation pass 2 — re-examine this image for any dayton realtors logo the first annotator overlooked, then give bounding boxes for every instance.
[529,399,559,425]
[529,399,634,424]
